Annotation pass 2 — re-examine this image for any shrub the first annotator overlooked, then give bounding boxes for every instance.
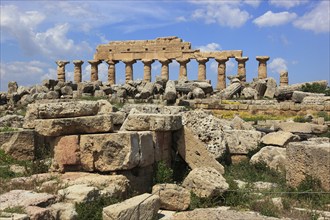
[301,83,330,95]
[189,192,222,210]
[153,161,173,184]
[75,196,121,220]
[293,116,312,123]
[250,199,280,217]
[317,111,330,121]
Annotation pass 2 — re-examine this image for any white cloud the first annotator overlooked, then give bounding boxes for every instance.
[197,43,221,52]
[253,11,297,27]
[269,58,288,73]
[269,0,308,9]
[191,1,251,28]
[293,1,330,33]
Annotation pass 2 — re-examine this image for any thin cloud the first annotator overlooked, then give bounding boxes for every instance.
[269,0,308,9]
[197,43,222,52]
[269,58,288,73]
[293,1,330,33]
[253,11,297,27]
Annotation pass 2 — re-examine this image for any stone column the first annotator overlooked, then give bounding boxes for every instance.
[73,60,84,83]
[55,60,70,82]
[177,58,190,81]
[256,56,270,79]
[88,60,102,82]
[215,58,229,90]
[280,70,289,86]
[235,57,249,82]
[106,60,118,85]
[123,59,136,83]
[196,58,209,81]
[142,59,154,82]
[159,59,172,81]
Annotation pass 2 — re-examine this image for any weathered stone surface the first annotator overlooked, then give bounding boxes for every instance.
[35,115,113,136]
[8,81,18,95]
[0,114,24,128]
[292,91,325,103]
[50,202,78,220]
[164,80,177,103]
[261,131,297,147]
[264,78,277,99]
[153,131,172,164]
[250,146,286,172]
[241,87,258,99]
[279,122,327,134]
[0,130,35,160]
[286,140,330,191]
[254,79,267,97]
[25,206,53,220]
[171,207,288,220]
[79,132,140,171]
[192,87,205,99]
[102,193,160,220]
[224,130,262,154]
[58,184,99,203]
[140,82,155,99]
[182,167,228,198]
[138,132,155,167]
[174,127,225,174]
[60,172,130,198]
[52,135,80,172]
[121,113,182,131]
[221,82,242,99]
[230,115,255,130]
[152,184,190,211]
[0,190,56,211]
[0,212,29,220]
[302,96,330,105]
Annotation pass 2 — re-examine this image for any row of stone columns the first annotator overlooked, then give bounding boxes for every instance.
[56,56,281,89]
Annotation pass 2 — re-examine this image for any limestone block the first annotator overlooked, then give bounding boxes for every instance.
[79,132,140,172]
[35,115,113,136]
[0,190,56,211]
[279,122,328,134]
[0,114,24,128]
[8,81,18,95]
[121,114,182,131]
[250,146,286,172]
[264,78,277,99]
[140,82,155,99]
[221,83,241,99]
[0,130,35,160]
[0,212,29,220]
[50,202,78,220]
[292,91,325,103]
[164,80,177,103]
[58,184,99,203]
[138,132,154,167]
[302,96,330,105]
[261,131,297,147]
[174,127,225,174]
[25,206,53,220]
[286,140,330,191]
[102,193,160,220]
[241,87,258,99]
[192,87,205,99]
[52,135,80,172]
[182,167,229,198]
[153,131,172,164]
[152,184,190,211]
[224,130,262,154]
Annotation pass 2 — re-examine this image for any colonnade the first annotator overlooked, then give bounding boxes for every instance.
[56,56,287,89]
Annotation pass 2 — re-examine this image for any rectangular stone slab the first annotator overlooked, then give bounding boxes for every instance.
[79,132,140,172]
[35,115,113,136]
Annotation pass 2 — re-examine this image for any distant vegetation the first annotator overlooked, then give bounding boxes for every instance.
[301,83,330,96]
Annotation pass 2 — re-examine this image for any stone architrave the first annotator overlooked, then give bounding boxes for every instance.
[215,57,229,90]
[196,58,209,81]
[73,60,84,83]
[88,60,102,82]
[235,57,248,82]
[123,59,136,83]
[256,56,270,79]
[56,60,70,82]
[280,70,289,86]
[159,59,172,81]
[176,58,190,81]
[106,60,118,85]
[142,59,154,82]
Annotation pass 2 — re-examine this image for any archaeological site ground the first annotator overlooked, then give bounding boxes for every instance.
[0,37,329,220]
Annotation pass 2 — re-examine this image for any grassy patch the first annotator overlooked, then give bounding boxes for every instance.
[2,206,26,214]
[0,127,18,132]
[293,116,312,123]
[250,199,280,218]
[316,111,330,121]
[213,110,288,121]
[301,83,330,95]
[75,196,121,220]
[153,160,173,184]
[189,192,222,210]
[221,100,240,105]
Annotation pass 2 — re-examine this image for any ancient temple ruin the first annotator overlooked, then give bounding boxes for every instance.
[56,36,286,89]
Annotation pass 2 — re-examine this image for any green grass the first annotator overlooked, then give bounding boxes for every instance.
[0,127,18,132]
[293,116,312,123]
[317,111,330,121]
[153,160,173,184]
[2,206,25,214]
[75,196,121,220]
[301,83,330,95]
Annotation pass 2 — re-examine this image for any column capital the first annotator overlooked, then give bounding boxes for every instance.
[159,59,172,65]
[73,60,84,65]
[196,58,209,63]
[215,57,229,63]
[106,59,118,65]
[55,60,70,66]
[142,59,154,65]
[256,56,270,62]
[88,60,102,65]
[235,57,249,62]
[122,59,137,64]
[176,58,190,64]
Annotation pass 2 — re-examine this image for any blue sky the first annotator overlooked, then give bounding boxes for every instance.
[0,0,329,91]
